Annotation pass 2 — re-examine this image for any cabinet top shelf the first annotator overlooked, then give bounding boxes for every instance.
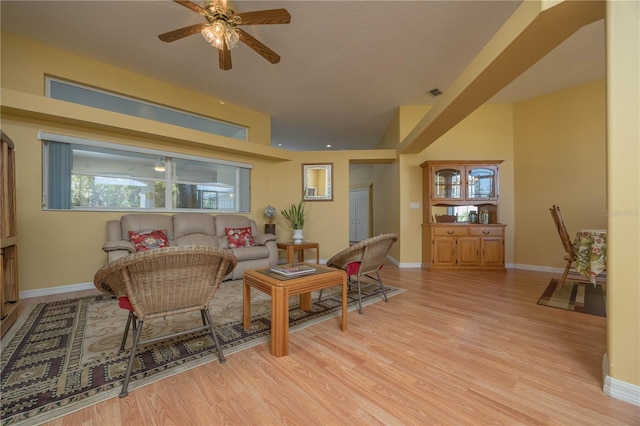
[420,159,504,168]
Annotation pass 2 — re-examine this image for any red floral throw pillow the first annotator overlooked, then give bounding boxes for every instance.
[128,229,169,252]
[226,227,255,248]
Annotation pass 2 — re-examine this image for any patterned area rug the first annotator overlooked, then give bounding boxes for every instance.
[1,280,404,425]
[537,279,606,317]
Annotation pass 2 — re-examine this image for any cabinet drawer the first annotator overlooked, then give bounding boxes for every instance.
[469,226,504,237]
[433,226,468,236]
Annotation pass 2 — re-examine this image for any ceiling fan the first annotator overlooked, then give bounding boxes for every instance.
[158,0,291,70]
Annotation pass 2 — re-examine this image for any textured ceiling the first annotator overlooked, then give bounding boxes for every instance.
[0,1,604,151]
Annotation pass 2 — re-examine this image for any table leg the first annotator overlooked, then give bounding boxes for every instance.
[243,277,251,330]
[287,246,294,264]
[341,273,347,331]
[299,293,312,311]
[315,245,319,264]
[271,286,289,356]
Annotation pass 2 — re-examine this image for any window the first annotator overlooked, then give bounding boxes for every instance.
[46,77,248,141]
[41,132,251,212]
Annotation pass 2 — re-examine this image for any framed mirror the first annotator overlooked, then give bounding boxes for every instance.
[302,163,333,201]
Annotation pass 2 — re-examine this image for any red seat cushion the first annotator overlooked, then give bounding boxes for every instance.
[119,296,134,312]
[346,262,383,276]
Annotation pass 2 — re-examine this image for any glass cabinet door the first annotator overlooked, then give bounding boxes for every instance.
[467,167,497,200]
[433,167,462,199]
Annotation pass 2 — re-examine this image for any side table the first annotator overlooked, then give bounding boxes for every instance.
[276,241,319,264]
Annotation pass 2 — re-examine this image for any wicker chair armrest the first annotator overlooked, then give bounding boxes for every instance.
[327,245,366,269]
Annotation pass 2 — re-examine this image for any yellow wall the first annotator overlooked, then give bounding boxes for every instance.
[513,80,607,268]
[0,32,388,291]
[269,152,350,261]
[605,0,639,389]
[2,114,277,290]
[1,33,272,145]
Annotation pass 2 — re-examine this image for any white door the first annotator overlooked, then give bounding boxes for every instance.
[350,189,370,242]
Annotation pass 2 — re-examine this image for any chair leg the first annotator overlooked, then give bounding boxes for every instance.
[555,260,572,294]
[372,271,388,303]
[119,319,144,398]
[202,309,226,363]
[120,311,136,352]
[356,276,364,315]
[318,277,354,301]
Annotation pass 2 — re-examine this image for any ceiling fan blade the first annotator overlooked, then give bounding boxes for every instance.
[173,0,208,16]
[236,9,291,25]
[158,23,207,42]
[239,30,281,64]
[219,43,232,70]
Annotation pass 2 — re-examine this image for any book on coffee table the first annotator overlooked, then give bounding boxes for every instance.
[270,263,316,277]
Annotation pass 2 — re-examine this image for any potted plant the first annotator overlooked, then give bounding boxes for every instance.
[281,190,307,242]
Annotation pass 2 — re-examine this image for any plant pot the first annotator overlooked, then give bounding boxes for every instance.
[292,229,304,244]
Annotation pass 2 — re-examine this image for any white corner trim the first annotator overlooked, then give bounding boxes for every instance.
[20,282,95,299]
[604,375,640,407]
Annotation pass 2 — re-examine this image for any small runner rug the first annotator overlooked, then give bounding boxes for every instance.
[537,279,606,317]
[1,280,405,426]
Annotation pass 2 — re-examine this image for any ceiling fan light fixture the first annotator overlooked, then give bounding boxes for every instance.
[201,26,216,43]
[201,19,239,50]
[212,20,226,38]
[225,27,240,49]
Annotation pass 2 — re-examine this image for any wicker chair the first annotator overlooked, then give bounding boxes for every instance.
[93,245,237,397]
[319,234,398,314]
[549,205,577,294]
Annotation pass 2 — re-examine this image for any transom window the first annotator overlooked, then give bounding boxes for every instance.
[40,132,251,212]
[45,77,248,141]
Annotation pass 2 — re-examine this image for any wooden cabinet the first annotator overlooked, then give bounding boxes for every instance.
[421,160,505,270]
[427,224,505,269]
[1,130,19,337]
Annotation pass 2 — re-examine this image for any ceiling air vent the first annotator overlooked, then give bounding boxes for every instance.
[428,88,443,97]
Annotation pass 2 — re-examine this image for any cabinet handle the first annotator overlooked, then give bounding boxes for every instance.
[447,230,454,235]
[482,230,490,235]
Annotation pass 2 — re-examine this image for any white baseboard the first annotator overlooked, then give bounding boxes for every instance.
[20,282,94,299]
[512,263,566,274]
[602,353,640,406]
[604,376,640,406]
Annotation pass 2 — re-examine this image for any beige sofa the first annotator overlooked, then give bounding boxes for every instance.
[102,213,277,280]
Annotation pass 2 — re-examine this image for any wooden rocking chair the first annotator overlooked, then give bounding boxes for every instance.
[549,205,577,294]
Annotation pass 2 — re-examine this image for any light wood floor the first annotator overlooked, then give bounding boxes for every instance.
[17,265,639,425]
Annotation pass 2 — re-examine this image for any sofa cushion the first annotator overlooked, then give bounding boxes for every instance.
[128,229,169,252]
[226,227,255,248]
[173,213,218,247]
[175,234,218,247]
[173,213,215,237]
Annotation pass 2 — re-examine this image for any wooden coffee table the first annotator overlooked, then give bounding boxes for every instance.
[243,264,347,357]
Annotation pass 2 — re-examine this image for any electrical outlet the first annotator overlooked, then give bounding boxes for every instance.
[410,202,420,209]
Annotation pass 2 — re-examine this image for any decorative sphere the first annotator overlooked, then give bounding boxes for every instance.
[264,205,276,219]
